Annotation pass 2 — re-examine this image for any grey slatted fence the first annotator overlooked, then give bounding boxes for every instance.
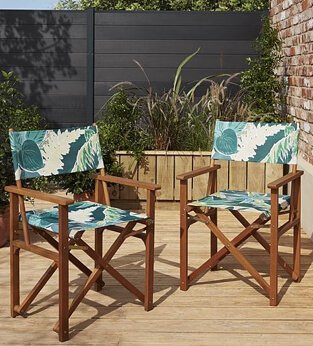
[0,10,263,127]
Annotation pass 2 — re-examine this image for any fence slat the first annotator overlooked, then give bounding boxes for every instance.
[157,155,174,200]
[174,155,192,200]
[192,155,211,200]
[247,162,265,193]
[138,155,156,199]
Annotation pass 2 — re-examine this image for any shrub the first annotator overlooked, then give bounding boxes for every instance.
[97,89,152,159]
[113,51,251,151]
[241,16,287,122]
[56,0,269,11]
[0,70,45,207]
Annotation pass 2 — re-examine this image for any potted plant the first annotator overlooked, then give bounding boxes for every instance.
[0,70,45,246]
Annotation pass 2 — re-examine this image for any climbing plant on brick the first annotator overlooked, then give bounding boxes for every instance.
[241,16,287,122]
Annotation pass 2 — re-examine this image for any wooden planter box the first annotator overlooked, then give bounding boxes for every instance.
[113,151,284,202]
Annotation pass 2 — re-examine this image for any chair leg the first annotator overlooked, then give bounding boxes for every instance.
[180,180,188,291]
[58,206,69,342]
[180,218,188,291]
[270,193,279,306]
[293,222,301,281]
[144,226,154,311]
[94,228,104,291]
[210,209,218,271]
[293,180,301,282]
[10,245,20,317]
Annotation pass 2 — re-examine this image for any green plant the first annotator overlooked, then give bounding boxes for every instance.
[114,50,206,150]
[241,16,287,122]
[97,89,152,159]
[57,92,141,195]
[114,50,251,151]
[185,73,252,150]
[56,0,269,11]
[0,70,45,207]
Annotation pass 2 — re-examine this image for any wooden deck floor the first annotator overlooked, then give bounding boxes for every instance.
[1,208,313,345]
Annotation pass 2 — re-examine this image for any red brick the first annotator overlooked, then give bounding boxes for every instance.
[302,0,309,11]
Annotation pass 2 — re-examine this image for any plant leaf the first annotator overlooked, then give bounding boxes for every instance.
[173,48,200,94]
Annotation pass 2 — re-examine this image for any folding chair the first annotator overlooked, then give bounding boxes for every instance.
[5,125,160,341]
[177,120,303,306]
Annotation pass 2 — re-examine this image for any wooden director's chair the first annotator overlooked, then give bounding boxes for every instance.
[177,120,303,305]
[5,125,160,342]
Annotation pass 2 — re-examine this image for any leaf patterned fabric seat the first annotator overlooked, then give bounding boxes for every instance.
[25,201,147,236]
[189,190,290,217]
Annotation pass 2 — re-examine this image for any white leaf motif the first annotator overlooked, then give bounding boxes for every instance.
[39,129,85,175]
[232,123,284,161]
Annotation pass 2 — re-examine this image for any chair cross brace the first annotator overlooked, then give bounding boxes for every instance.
[53,220,154,332]
[12,227,105,316]
[11,217,154,336]
[182,206,301,304]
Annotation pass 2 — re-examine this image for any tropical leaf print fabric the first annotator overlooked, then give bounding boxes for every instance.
[9,126,104,180]
[189,190,290,217]
[26,201,147,236]
[211,121,299,164]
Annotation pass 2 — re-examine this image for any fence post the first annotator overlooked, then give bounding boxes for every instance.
[86,7,95,124]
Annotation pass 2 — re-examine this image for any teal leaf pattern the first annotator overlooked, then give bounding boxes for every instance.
[9,126,104,180]
[72,131,102,172]
[18,140,44,172]
[215,128,238,155]
[189,190,290,218]
[25,201,147,236]
[211,121,299,164]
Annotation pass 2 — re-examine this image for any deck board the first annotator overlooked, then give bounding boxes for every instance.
[1,209,313,345]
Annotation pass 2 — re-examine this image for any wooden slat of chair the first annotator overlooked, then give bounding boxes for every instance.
[293,176,301,281]
[9,192,20,318]
[58,205,69,342]
[144,189,155,311]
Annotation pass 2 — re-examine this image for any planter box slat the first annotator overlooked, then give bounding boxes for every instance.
[174,155,192,200]
[119,155,138,200]
[229,161,247,191]
[138,155,157,199]
[192,155,211,200]
[247,162,265,193]
[156,155,174,200]
[116,152,284,202]
[216,160,229,192]
[265,163,284,194]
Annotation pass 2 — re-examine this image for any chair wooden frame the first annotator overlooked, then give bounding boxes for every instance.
[177,160,303,306]
[5,169,161,342]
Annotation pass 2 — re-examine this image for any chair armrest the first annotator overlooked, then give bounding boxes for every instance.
[5,185,75,206]
[267,170,304,190]
[95,174,161,191]
[176,164,221,181]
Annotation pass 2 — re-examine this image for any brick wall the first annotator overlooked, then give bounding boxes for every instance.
[270,0,313,164]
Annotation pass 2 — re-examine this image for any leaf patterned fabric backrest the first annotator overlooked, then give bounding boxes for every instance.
[9,126,104,180]
[211,121,299,164]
